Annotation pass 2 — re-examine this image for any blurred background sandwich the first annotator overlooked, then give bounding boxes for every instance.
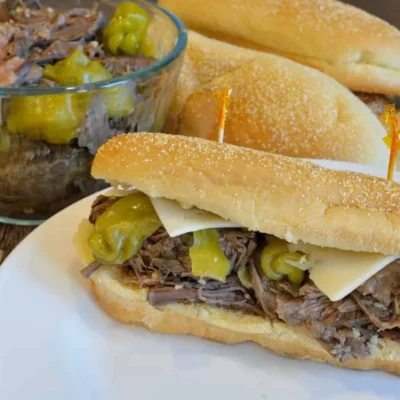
[163,31,391,167]
[160,0,400,99]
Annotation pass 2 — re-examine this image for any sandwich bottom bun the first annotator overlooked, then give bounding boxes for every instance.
[77,217,400,376]
[91,266,400,376]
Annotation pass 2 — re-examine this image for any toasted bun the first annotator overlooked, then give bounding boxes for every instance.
[164,31,390,168]
[87,265,400,376]
[92,133,400,254]
[159,0,400,95]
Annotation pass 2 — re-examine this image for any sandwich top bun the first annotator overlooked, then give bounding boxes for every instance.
[92,133,400,255]
[165,31,390,168]
[159,0,400,95]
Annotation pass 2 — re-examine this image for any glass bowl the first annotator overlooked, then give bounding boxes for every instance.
[0,0,187,225]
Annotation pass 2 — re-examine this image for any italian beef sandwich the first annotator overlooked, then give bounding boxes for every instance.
[76,133,400,376]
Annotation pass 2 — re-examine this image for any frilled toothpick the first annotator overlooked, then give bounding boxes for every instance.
[212,88,232,144]
[382,104,400,181]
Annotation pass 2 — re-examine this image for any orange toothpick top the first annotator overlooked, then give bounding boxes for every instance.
[382,104,400,181]
[212,87,232,144]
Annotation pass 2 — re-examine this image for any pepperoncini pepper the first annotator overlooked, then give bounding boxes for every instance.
[238,264,252,289]
[88,193,161,264]
[43,48,112,85]
[189,229,231,282]
[138,34,156,58]
[6,93,86,144]
[261,237,306,284]
[44,49,134,119]
[103,2,151,56]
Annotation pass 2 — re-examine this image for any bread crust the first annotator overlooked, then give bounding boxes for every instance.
[90,266,400,376]
[92,133,400,254]
[165,31,390,167]
[159,0,400,95]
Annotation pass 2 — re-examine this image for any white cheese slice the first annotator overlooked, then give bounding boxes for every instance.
[288,243,398,301]
[150,197,242,237]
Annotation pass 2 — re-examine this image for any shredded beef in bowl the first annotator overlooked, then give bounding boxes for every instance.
[0,0,186,223]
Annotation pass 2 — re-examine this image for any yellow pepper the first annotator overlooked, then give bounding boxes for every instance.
[44,48,112,85]
[237,264,252,289]
[189,229,231,282]
[6,93,86,144]
[138,34,156,58]
[260,237,306,284]
[103,2,150,56]
[103,83,135,119]
[44,49,134,119]
[88,193,161,264]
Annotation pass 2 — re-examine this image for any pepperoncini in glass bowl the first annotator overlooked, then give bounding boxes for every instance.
[43,49,134,119]
[88,193,161,264]
[103,2,151,56]
[43,49,113,86]
[189,229,231,282]
[7,93,87,144]
[0,0,187,225]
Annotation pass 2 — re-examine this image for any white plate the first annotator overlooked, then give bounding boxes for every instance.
[1,159,400,400]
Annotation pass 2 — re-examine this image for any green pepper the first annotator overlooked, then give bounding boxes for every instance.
[88,192,161,264]
[138,35,156,58]
[260,237,288,280]
[44,49,133,119]
[103,83,135,119]
[287,267,305,285]
[189,229,231,282]
[271,252,306,284]
[238,264,252,289]
[260,237,306,284]
[6,93,86,144]
[103,2,150,56]
[7,50,102,144]
[44,49,112,86]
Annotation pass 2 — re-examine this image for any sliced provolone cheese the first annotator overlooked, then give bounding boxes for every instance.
[288,243,398,301]
[150,197,242,237]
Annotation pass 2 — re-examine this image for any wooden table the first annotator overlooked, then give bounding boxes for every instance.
[0,0,399,263]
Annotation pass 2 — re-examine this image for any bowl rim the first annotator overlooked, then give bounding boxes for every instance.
[0,0,188,97]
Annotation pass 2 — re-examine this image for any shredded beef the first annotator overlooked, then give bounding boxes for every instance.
[275,281,378,360]
[126,227,261,314]
[31,40,84,63]
[148,287,198,305]
[88,195,120,224]
[82,196,400,362]
[80,259,103,279]
[0,1,158,220]
[352,292,400,330]
[13,59,42,86]
[357,262,400,306]
[276,295,305,325]
[248,261,277,318]
[50,12,105,42]
[77,95,120,156]
[0,1,153,87]
[0,134,107,219]
[219,229,257,272]
[100,56,156,77]
[381,329,400,341]
[351,263,400,330]
[0,5,10,23]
